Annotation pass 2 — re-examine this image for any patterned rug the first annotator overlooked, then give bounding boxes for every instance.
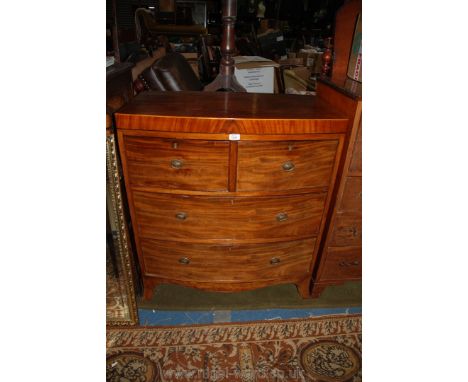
[106,241,130,321]
[107,314,361,382]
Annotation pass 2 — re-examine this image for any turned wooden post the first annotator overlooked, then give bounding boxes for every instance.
[204,0,246,92]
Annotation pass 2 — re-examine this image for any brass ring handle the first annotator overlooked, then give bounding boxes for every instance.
[353,260,359,265]
[270,257,281,265]
[179,257,190,265]
[171,159,184,169]
[175,212,187,220]
[276,212,288,222]
[282,161,295,172]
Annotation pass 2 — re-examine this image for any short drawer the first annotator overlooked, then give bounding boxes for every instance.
[319,246,361,281]
[329,212,362,247]
[122,135,229,191]
[339,177,361,213]
[141,238,316,282]
[133,191,326,242]
[237,140,339,191]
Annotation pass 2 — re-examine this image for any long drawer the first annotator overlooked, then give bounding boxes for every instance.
[319,246,362,281]
[141,238,316,282]
[133,191,326,242]
[237,140,339,191]
[122,136,230,191]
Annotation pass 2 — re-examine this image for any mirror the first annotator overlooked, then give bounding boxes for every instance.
[106,134,139,326]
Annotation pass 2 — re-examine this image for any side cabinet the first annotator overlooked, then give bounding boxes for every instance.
[311,80,362,297]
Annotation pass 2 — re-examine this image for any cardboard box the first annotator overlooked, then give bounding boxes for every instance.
[298,50,323,74]
[234,56,280,94]
[180,52,198,60]
[278,57,304,66]
[291,66,313,83]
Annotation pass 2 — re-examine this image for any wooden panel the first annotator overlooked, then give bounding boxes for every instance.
[349,121,362,175]
[133,191,327,242]
[331,0,362,83]
[329,212,362,247]
[115,91,349,135]
[122,135,229,191]
[237,140,339,191]
[339,177,361,212]
[319,246,361,281]
[141,238,316,282]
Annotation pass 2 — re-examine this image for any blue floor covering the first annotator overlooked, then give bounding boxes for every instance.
[138,306,362,326]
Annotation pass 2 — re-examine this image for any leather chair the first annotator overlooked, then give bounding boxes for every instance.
[139,52,203,91]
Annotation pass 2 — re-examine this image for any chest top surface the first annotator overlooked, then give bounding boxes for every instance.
[115,91,349,135]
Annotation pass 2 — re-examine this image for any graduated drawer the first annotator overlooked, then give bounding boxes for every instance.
[237,140,339,191]
[133,191,326,242]
[141,238,316,282]
[319,246,361,281]
[122,135,229,191]
[329,212,362,247]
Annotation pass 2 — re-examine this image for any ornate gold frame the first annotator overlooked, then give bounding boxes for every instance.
[106,133,139,326]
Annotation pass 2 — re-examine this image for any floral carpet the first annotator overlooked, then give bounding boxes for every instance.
[107,314,361,382]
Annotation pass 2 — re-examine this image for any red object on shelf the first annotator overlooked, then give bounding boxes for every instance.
[321,38,333,77]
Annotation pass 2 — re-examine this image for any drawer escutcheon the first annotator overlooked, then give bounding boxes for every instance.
[171,159,184,169]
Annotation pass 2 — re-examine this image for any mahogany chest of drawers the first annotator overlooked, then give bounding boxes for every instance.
[115,89,355,299]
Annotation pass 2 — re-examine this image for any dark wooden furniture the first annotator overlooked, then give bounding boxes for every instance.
[107,62,135,104]
[204,0,244,91]
[311,77,361,297]
[115,90,355,300]
[307,0,362,297]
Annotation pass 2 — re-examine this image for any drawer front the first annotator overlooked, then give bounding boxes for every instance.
[133,191,326,242]
[237,140,339,191]
[319,246,361,281]
[141,238,316,282]
[349,123,361,174]
[339,177,361,212]
[122,136,229,191]
[329,212,362,247]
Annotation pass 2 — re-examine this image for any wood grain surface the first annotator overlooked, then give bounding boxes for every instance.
[339,177,362,212]
[349,120,362,175]
[329,212,362,247]
[141,238,316,282]
[237,140,339,191]
[115,91,349,134]
[122,135,230,191]
[132,191,326,243]
[317,246,362,281]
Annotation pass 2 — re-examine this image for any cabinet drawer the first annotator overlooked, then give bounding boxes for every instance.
[319,246,361,281]
[122,136,229,191]
[329,212,362,246]
[237,140,339,191]
[349,123,361,175]
[141,238,316,282]
[133,191,326,242]
[339,177,361,212]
